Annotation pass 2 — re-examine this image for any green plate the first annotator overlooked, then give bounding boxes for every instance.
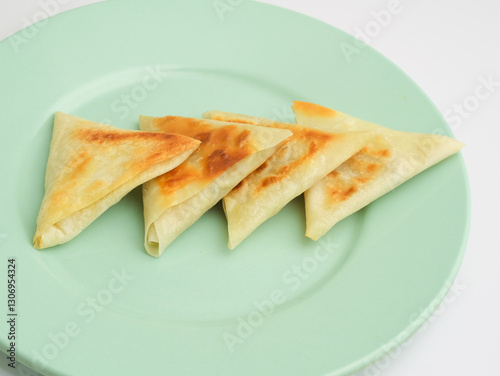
[0,0,470,375]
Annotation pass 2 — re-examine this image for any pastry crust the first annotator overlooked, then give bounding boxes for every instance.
[33,112,200,249]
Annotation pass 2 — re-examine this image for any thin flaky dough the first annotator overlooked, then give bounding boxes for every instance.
[33,112,200,249]
[292,101,465,240]
[203,110,375,249]
[140,115,292,256]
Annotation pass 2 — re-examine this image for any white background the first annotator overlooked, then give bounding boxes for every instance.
[1,0,499,375]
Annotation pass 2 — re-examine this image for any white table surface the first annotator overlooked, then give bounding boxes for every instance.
[1,1,499,375]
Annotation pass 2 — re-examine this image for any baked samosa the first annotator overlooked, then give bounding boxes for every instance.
[292,101,465,240]
[139,115,292,256]
[203,111,374,249]
[33,112,200,249]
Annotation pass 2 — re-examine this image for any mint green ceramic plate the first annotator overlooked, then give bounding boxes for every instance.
[0,1,470,375]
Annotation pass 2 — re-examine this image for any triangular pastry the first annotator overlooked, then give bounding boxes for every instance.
[203,110,374,249]
[139,115,292,256]
[292,101,465,240]
[33,112,200,249]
